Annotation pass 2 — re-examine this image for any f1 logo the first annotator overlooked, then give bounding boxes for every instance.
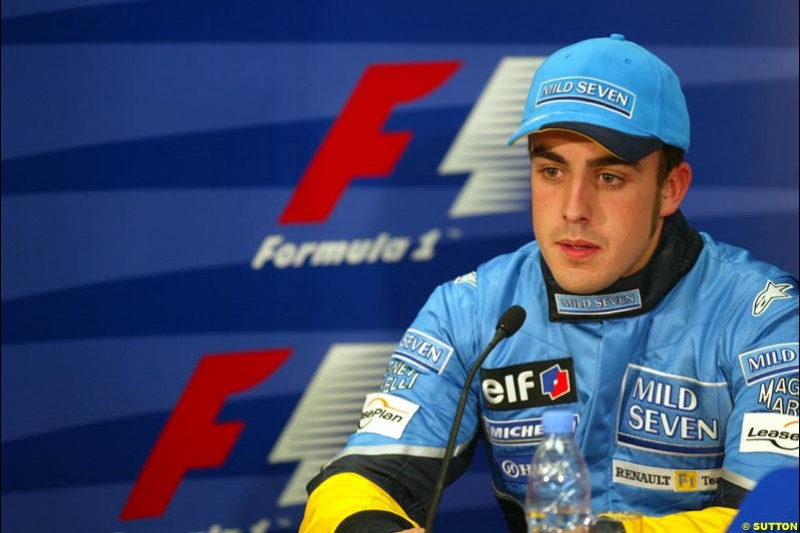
[675,470,698,491]
[279,61,461,224]
[120,348,291,520]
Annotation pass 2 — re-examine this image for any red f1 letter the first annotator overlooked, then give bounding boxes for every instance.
[119,348,292,520]
[279,61,461,224]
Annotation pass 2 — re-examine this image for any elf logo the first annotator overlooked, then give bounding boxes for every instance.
[482,369,536,407]
[481,358,578,411]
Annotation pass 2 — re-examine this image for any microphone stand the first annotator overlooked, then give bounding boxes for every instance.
[423,306,525,532]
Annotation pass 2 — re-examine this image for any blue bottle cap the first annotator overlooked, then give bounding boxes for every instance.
[542,409,574,434]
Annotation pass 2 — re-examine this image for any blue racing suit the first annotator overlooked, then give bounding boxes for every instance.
[304,212,799,532]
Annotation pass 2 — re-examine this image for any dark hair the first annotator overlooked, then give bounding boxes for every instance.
[658,145,685,188]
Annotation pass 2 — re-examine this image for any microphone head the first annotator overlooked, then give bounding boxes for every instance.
[496,305,526,337]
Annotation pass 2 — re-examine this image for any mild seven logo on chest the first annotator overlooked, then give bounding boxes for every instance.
[617,365,730,455]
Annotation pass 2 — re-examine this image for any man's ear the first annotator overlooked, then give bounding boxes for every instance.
[659,161,692,217]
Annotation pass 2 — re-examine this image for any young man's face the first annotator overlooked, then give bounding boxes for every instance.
[530,130,670,294]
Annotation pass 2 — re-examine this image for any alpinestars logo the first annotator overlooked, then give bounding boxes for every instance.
[752,280,794,317]
[540,364,571,400]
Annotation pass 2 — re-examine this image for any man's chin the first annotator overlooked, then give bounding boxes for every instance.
[552,272,613,295]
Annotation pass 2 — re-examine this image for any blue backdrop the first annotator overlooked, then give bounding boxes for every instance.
[2,1,798,532]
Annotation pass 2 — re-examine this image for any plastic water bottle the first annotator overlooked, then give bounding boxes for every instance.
[525,409,591,532]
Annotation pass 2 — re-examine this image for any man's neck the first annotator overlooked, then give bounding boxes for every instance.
[541,211,704,322]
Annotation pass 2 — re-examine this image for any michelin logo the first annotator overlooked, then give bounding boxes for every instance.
[536,77,636,118]
[484,414,578,445]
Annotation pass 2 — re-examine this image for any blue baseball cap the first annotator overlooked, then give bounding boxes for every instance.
[508,34,690,160]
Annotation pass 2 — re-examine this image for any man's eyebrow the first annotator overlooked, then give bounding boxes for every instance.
[529,144,642,170]
[587,155,642,170]
[529,145,567,165]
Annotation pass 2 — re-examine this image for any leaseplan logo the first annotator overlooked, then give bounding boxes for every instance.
[740,413,799,458]
[357,393,419,439]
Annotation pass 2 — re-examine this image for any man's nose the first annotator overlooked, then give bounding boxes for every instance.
[562,176,593,224]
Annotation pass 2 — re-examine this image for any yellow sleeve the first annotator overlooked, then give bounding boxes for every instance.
[299,472,420,533]
[636,506,737,533]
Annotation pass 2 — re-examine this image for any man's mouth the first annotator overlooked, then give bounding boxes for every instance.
[556,240,601,259]
[559,240,599,249]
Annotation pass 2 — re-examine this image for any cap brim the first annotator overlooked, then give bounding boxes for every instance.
[510,121,663,161]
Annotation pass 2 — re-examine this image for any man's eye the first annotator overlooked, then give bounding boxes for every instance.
[543,167,560,178]
[600,173,622,185]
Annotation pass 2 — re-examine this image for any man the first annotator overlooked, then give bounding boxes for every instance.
[300,34,799,533]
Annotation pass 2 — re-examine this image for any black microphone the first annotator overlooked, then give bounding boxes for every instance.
[424,305,527,532]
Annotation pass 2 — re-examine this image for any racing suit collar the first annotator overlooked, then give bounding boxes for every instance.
[541,210,704,322]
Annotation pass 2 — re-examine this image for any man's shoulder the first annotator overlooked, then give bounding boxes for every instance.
[438,240,541,309]
[691,233,798,316]
[470,240,541,288]
[696,234,795,282]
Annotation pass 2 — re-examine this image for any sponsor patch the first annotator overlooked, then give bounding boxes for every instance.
[738,343,798,386]
[612,459,720,492]
[481,358,578,411]
[483,413,578,446]
[554,289,642,316]
[394,329,454,374]
[535,76,636,118]
[617,365,730,456]
[496,454,534,483]
[739,413,799,458]
[381,358,421,394]
[752,280,793,317]
[758,376,799,416]
[454,271,477,287]
[357,393,420,439]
